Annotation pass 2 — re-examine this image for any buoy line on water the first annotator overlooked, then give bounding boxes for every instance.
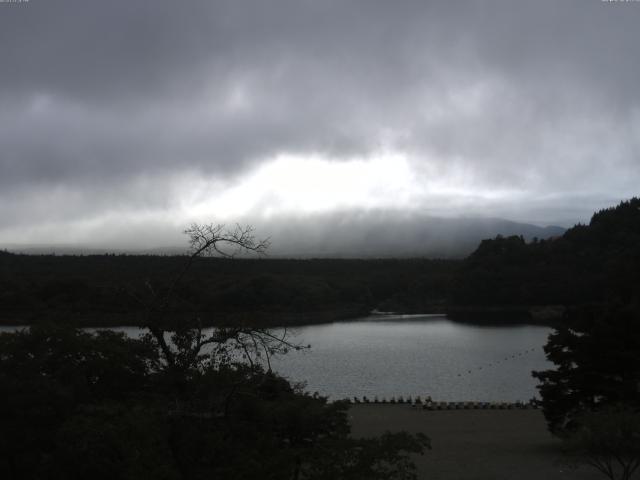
[338,346,544,410]
[347,396,539,410]
[453,346,541,378]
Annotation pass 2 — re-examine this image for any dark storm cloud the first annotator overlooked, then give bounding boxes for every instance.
[1,0,639,246]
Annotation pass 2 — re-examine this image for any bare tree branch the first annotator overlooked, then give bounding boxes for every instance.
[135,222,305,375]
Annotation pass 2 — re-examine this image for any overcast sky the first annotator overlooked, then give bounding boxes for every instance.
[1,0,639,249]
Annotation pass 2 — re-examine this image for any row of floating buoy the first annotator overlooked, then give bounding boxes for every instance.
[419,400,537,410]
[347,396,538,410]
[350,395,430,405]
[456,347,540,377]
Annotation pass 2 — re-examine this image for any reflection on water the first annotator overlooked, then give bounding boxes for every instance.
[0,315,552,402]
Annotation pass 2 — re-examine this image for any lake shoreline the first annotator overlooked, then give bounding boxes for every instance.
[0,304,563,328]
[3,317,552,403]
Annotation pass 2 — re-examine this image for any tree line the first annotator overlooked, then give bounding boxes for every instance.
[0,253,456,327]
[0,224,430,479]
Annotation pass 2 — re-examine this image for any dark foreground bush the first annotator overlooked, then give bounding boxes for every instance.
[0,324,429,479]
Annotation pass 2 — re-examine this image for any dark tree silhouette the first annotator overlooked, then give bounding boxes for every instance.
[130,223,299,375]
[0,224,431,479]
[533,304,640,434]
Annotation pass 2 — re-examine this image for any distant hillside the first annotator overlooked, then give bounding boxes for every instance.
[0,253,459,326]
[260,212,565,258]
[2,212,565,259]
[10,199,639,327]
[452,197,640,309]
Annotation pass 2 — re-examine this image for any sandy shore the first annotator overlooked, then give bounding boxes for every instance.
[349,405,602,480]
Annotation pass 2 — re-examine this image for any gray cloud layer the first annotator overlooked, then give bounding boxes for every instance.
[1,0,639,248]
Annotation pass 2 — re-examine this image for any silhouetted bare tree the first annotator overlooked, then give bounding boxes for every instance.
[130,223,302,375]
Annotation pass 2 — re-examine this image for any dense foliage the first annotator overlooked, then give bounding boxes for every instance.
[0,324,429,479]
[533,304,640,434]
[0,255,455,326]
[453,198,640,308]
[0,224,432,479]
[525,199,640,440]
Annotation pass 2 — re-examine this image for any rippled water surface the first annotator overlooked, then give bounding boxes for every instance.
[1,315,553,402]
[269,315,552,402]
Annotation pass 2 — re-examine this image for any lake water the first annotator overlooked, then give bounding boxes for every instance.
[272,315,552,402]
[0,314,553,402]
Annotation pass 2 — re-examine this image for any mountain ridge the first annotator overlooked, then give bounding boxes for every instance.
[1,214,566,259]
